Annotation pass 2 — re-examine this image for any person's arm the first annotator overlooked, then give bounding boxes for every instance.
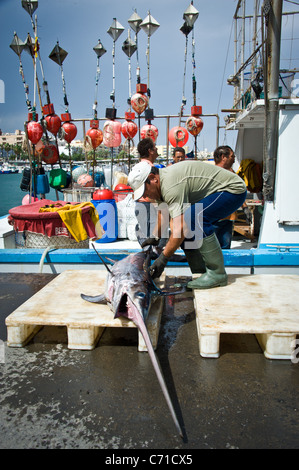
[149,214,186,278]
[163,215,185,258]
[141,210,162,247]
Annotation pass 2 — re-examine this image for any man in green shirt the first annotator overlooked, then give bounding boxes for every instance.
[127,156,247,289]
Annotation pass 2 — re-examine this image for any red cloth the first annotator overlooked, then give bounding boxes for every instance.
[8,199,98,239]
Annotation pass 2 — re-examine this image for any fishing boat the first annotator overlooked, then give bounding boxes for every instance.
[1,1,299,450]
[0,164,19,174]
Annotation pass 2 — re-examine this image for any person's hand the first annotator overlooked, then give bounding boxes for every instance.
[141,236,160,248]
[149,253,169,279]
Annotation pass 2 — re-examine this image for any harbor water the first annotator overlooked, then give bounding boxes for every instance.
[0,173,58,217]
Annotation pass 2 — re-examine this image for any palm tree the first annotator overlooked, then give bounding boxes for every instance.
[13,144,23,161]
[4,143,11,162]
[0,143,4,161]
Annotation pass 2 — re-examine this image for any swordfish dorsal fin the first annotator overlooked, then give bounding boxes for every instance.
[80,293,107,304]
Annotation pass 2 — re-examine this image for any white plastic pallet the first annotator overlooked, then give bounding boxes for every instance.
[5,270,164,352]
[193,274,299,360]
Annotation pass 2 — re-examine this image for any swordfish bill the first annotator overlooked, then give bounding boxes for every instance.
[81,248,184,437]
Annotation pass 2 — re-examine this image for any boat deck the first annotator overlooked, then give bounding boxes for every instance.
[0,272,299,449]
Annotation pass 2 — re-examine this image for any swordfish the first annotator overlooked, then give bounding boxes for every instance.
[81,247,185,437]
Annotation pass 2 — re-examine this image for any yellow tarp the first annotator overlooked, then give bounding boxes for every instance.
[39,202,103,242]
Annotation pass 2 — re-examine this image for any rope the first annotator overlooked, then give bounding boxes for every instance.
[39,246,58,273]
[93,57,100,119]
[192,28,196,106]
[135,32,140,84]
[128,55,132,99]
[180,34,189,125]
[60,62,69,112]
[19,59,31,112]
[216,19,234,114]
[111,41,116,107]
[146,35,150,98]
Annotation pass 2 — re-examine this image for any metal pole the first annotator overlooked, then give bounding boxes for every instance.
[241,0,246,100]
[263,0,283,202]
[251,0,259,79]
[234,12,239,106]
[166,116,170,163]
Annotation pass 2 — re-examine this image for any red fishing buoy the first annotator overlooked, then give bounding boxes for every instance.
[140,123,158,143]
[168,126,189,147]
[103,120,122,147]
[27,121,43,144]
[45,114,61,136]
[121,120,138,140]
[93,188,115,200]
[186,116,204,136]
[62,121,77,143]
[41,144,59,165]
[86,127,103,149]
[131,92,149,115]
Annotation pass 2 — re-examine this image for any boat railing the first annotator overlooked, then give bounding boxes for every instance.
[70,113,220,163]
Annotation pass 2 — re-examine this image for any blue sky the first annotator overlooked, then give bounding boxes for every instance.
[1,0,293,153]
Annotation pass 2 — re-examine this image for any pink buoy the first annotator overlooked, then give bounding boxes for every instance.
[27,121,43,144]
[140,124,158,143]
[103,120,122,147]
[22,194,39,205]
[168,126,189,147]
[35,140,45,154]
[77,173,94,188]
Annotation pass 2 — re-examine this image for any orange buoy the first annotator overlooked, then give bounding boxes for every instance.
[169,126,189,147]
[86,127,103,149]
[62,121,77,143]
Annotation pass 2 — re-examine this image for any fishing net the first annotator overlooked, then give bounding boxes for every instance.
[15,230,89,249]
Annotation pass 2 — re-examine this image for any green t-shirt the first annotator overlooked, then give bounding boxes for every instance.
[158,161,246,218]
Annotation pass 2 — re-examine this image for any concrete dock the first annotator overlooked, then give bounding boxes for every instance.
[0,272,298,450]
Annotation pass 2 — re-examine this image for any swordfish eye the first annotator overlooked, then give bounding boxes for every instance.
[135,291,146,299]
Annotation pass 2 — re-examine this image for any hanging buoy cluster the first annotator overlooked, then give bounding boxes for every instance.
[10,1,85,198]
[87,9,161,160]
[169,2,204,154]
[12,2,204,198]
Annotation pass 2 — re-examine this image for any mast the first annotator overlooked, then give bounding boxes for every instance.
[263,0,283,201]
[251,0,259,78]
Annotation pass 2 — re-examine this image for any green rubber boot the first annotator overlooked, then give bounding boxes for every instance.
[183,248,206,274]
[187,233,228,289]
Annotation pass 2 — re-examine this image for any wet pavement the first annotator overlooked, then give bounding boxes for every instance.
[0,273,298,450]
